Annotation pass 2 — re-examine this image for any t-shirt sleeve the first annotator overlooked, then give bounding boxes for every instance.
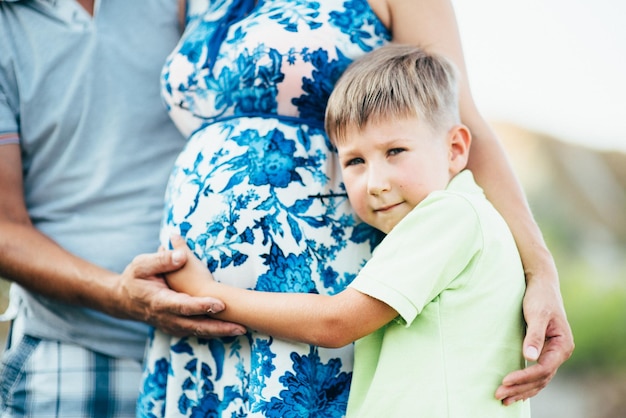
[349,192,483,326]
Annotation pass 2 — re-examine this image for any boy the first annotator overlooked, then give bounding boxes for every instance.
[166,44,530,417]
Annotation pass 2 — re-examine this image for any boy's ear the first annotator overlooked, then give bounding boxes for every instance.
[447,124,471,175]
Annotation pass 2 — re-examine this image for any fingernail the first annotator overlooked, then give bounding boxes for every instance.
[524,346,539,361]
[172,250,185,265]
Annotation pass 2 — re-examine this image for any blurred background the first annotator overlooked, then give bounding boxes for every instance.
[1,0,625,416]
[453,1,626,416]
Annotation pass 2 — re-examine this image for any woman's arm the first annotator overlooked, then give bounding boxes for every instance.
[377,0,574,404]
[177,0,187,31]
[166,235,398,347]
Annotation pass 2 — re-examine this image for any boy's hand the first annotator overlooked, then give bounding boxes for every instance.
[166,234,218,296]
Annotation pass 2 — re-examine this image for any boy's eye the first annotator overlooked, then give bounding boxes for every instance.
[388,148,405,156]
[345,157,364,167]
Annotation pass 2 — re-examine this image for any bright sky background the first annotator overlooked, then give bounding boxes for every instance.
[452,0,626,152]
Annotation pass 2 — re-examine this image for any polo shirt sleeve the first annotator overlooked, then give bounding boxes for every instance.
[0,71,19,145]
[349,192,483,325]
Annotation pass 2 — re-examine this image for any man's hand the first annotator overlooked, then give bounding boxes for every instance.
[115,249,246,338]
[496,274,574,405]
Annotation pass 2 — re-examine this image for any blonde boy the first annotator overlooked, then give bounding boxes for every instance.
[167,44,530,417]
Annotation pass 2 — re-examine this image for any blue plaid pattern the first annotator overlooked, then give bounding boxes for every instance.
[0,321,142,418]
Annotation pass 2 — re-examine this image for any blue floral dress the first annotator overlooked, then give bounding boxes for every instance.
[139,1,390,416]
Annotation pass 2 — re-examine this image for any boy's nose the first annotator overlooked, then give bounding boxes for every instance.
[367,170,390,196]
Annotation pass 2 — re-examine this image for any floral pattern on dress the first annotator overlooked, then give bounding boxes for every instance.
[138,1,390,417]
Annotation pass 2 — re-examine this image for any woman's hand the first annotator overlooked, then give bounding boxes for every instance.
[495,268,574,405]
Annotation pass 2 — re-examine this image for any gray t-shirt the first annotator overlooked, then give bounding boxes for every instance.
[0,0,185,360]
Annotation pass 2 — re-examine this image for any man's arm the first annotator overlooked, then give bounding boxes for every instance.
[166,235,397,347]
[0,143,245,337]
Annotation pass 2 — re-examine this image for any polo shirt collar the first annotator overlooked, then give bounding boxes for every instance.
[1,0,101,24]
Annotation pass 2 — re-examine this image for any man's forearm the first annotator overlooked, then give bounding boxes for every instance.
[0,221,124,317]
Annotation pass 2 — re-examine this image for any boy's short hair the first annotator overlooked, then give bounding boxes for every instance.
[325,44,460,143]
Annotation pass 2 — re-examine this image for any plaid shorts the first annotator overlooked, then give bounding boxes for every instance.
[0,313,143,418]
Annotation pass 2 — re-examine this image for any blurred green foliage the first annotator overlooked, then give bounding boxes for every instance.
[558,259,626,373]
[540,217,626,375]
[0,278,8,305]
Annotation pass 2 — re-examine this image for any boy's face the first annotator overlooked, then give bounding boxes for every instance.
[337,116,453,234]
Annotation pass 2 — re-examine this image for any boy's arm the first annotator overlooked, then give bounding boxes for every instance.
[166,235,398,348]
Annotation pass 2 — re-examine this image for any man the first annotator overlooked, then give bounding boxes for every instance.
[0,1,243,416]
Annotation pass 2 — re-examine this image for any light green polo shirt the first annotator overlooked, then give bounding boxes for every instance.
[347,170,530,417]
